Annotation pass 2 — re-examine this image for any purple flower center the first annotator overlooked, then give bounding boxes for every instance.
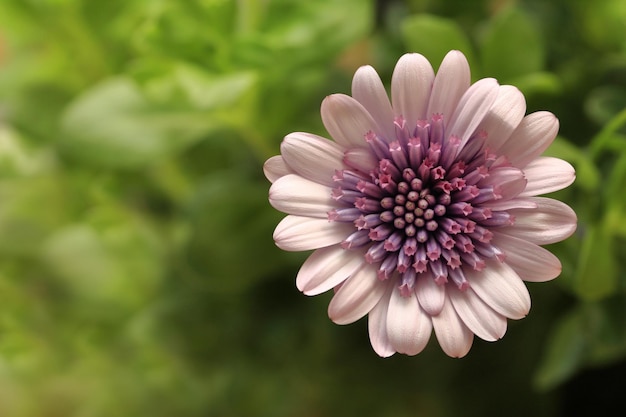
[328,115,516,295]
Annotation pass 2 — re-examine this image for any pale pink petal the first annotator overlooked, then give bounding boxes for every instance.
[296,245,365,295]
[479,85,526,152]
[273,215,353,252]
[499,197,577,245]
[386,288,432,355]
[344,147,378,172]
[492,232,562,282]
[448,286,507,341]
[321,94,381,149]
[368,285,396,357]
[466,260,531,320]
[426,50,471,124]
[391,53,435,128]
[499,111,559,168]
[447,78,500,149]
[352,65,396,141]
[486,198,538,211]
[328,265,388,325]
[414,271,446,316]
[269,174,337,218]
[263,155,293,183]
[519,157,576,197]
[479,166,527,200]
[281,132,346,186]
[431,295,474,358]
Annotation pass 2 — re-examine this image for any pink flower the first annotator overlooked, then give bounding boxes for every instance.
[264,51,577,358]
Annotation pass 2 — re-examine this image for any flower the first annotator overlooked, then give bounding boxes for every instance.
[264,51,577,358]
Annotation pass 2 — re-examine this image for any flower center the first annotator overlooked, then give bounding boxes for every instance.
[328,115,517,295]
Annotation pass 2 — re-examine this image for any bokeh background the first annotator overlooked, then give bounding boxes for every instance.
[0,0,625,416]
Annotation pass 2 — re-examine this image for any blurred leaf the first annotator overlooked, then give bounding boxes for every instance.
[589,108,626,159]
[400,14,476,70]
[572,224,617,301]
[509,71,562,96]
[185,172,287,292]
[481,7,545,81]
[585,299,626,367]
[534,309,587,391]
[585,86,626,126]
[60,77,213,168]
[40,212,164,310]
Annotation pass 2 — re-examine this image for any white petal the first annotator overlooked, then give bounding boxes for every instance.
[448,286,507,341]
[328,265,387,325]
[281,132,345,186]
[465,260,531,320]
[386,288,432,355]
[321,94,381,149]
[269,174,337,218]
[486,198,538,211]
[391,53,435,128]
[499,111,559,168]
[263,155,293,183]
[273,215,353,251]
[426,50,471,125]
[479,85,527,152]
[499,197,577,245]
[344,147,378,172]
[479,166,527,200]
[296,245,365,295]
[352,65,396,141]
[414,271,445,316]
[447,78,500,149]
[519,157,576,197]
[492,232,562,282]
[368,285,396,357]
[431,295,474,358]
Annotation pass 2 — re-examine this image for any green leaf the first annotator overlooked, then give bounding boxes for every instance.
[400,14,475,70]
[572,224,618,301]
[481,7,545,81]
[60,77,213,168]
[534,309,587,391]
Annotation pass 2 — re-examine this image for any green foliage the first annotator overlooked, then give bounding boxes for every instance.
[0,0,625,416]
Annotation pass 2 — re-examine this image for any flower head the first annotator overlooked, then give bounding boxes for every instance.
[265,51,577,357]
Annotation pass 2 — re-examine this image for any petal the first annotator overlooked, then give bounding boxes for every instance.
[263,155,293,183]
[368,285,396,357]
[479,166,527,200]
[386,288,432,355]
[499,197,577,245]
[499,111,559,168]
[486,197,538,211]
[352,65,396,141]
[519,157,576,197]
[479,85,527,152]
[321,94,381,149]
[273,215,354,251]
[328,265,387,325]
[269,174,337,218]
[447,78,500,149]
[391,53,435,128]
[281,132,346,186]
[426,50,471,125]
[492,232,562,282]
[448,286,507,341]
[414,271,446,316]
[466,260,531,320]
[344,147,378,172]
[296,245,365,295]
[431,295,474,358]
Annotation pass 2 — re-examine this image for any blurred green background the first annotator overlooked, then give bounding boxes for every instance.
[0,0,625,416]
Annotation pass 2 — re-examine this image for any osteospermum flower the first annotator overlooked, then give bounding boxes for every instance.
[264,51,577,358]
